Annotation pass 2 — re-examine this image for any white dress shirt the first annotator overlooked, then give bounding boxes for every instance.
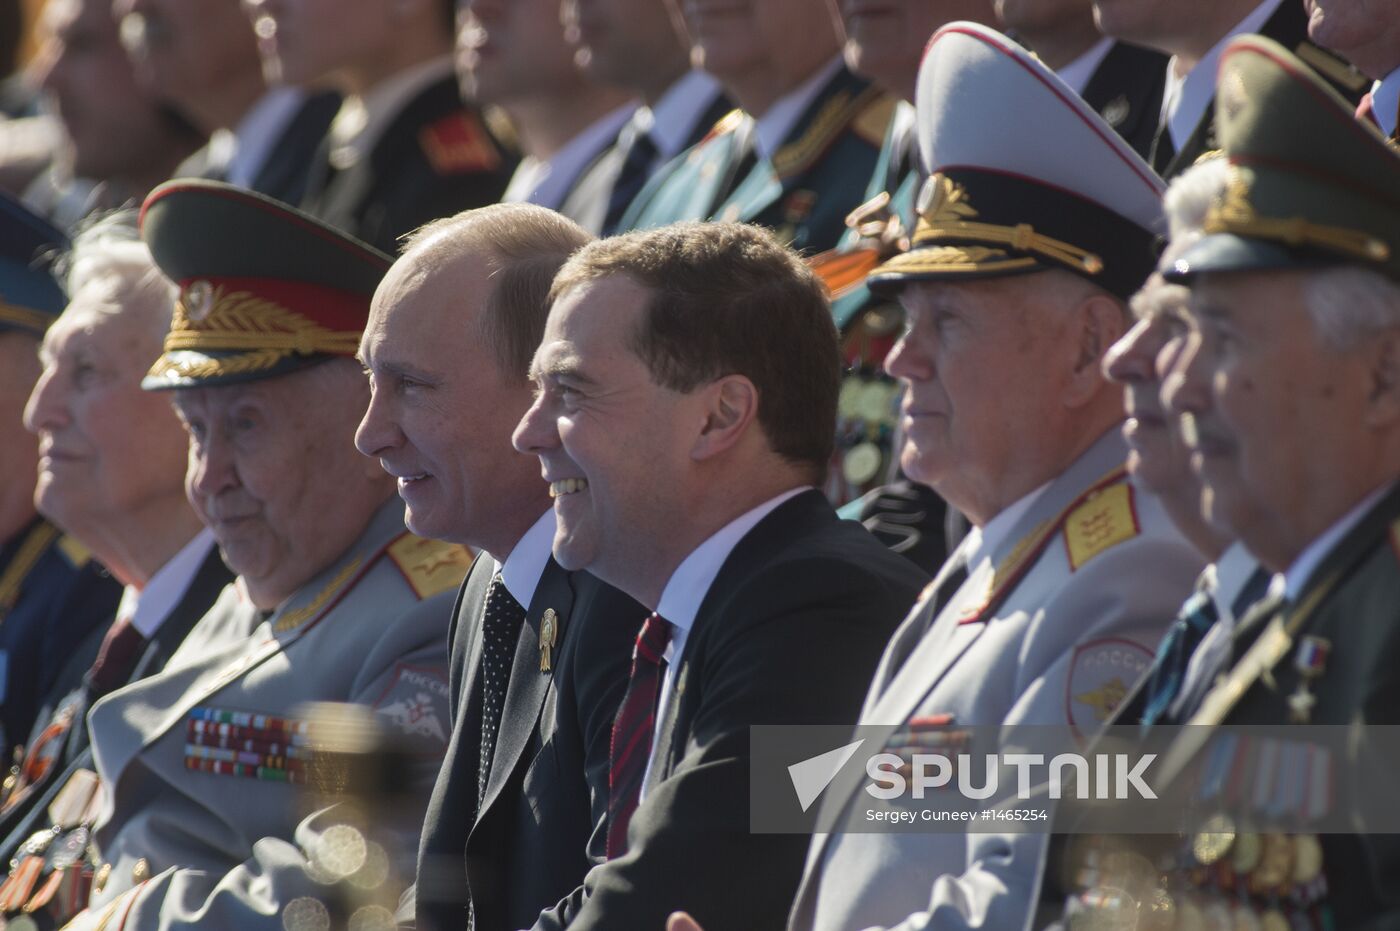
[116,529,217,638]
[1057,36,1115,96]
[639,486,812,797]
[1371,66,1400,137]
[1159,0,1281,150]
[1170,541,1275,720]
[502,102,638,209]
[206,88,308,189]
[493,509,557,610]
[753,57,845,162]
[648,69,726,164]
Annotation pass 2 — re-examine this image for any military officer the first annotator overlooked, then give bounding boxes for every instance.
[251,0,517,253]
[0,212,234,899]
[1093,0,1367,178]
[47,181,471,931]
[778,24,1203,931]
[1063,35,1400,928]
[0,193,119,763]
[618,0,896,258]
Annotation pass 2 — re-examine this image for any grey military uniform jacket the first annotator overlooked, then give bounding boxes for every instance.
[73,500,473,930]
[789,430,1204,931]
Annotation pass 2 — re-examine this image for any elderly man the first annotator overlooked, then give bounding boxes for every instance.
[1,211,233,898]
[1112,36,1399,925]
[50,181,471,931]
[356,203,645,931]
[0,196,119,765]
[774,24,1202,931]
[511,221,927,931]
[618,0,896,257]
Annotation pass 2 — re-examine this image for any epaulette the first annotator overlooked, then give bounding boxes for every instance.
[699,108,748,146]
[1294,40,1369,94]
[56,534,91,568]
[773,84,888,181]
[387,534,476,600]
[418,111,503,176]
[852,92,899,148]
[1062,478,1141,572]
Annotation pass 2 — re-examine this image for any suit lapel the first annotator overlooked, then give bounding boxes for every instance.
[479,559,576,814]
[644,491,836,790]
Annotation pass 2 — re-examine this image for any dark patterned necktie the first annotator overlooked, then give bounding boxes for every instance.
[84,616,146,698]
[605,612,673,858]
[1140,589,1218,729]
[602,127,659,235]
[477,574,525,807]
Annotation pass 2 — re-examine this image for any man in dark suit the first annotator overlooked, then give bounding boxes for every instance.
[356,203,646,931]
[1092,0,1367,177]
[250,0,516,253]
[511,222,928,931]
[557,0,730,233]
[0,211,232,868]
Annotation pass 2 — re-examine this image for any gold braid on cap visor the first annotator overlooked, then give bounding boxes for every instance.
[1205,170,1391,264]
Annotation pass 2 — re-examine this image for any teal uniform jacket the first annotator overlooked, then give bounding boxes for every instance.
[620,65,897,257]
[0,518,121,760]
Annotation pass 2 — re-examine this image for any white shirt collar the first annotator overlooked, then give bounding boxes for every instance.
[1284,482,1395,601]
[1372,67,1400,137]
[493,508,556,611]
[962,480,1052,571]
[647,69,725,161]
[1161,0,1281,149]
[1206,541,1269,622]
[220,87,308,188]
[502,101,638,209]
[655,487,811,634]
[1057,36,1116,96]
[329,55,455,168]
[753,56,845,162]
[117,528,218,638]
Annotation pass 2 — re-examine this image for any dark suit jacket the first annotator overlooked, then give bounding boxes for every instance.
[173,91,340,205]
[415,554,645,931]
[1080,41,1168,162]
[0,546,233,863]
[298,74,517,254]
[534,490,928,931]
[1154,1,1367,178]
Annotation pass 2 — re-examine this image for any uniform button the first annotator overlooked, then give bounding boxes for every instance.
[93,862,111,895]
[131,858,149,883]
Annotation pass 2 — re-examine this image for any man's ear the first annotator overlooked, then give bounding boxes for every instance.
[1065,292,1128,408]
[691,374,759,462]
[1363,328,1400,427]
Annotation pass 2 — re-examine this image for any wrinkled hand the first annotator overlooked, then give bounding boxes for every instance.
[667,911,703,931]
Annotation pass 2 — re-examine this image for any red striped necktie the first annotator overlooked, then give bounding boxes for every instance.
[605,612,673,859]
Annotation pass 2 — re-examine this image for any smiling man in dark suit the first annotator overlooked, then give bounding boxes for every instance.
[356,202,646,931]
[512,221,928,931]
